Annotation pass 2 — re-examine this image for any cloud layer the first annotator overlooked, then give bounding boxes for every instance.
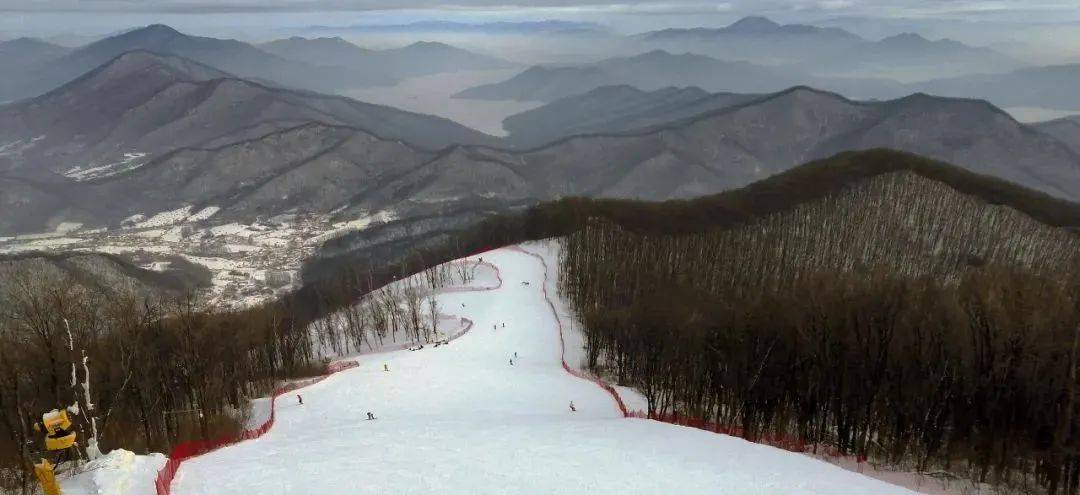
[0,0,1075,21]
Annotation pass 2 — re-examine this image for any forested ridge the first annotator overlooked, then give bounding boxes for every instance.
[2,149,1077,492]
[558,169,1080,492]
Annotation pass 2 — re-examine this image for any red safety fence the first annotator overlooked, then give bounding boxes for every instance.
[154,360,358,495]
[511,245,832,457]
[154,252,505,494]
[627,411,808,453]
[508,246,630,418]
[328,259,498,357]
[435,260,503,293]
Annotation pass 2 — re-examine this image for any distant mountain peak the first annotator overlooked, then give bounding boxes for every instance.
[770,85,848,102]
[891,32,927,41]
[113,24,185,45]
[73,49,231,86]
[630,49,712,61]
[726,16,781,33]
[0,36,67,53]
[405,40,451,49]
[638,48,674,57]
[137,24,182,37]
[880,32,930,45]
[280,35,356,46]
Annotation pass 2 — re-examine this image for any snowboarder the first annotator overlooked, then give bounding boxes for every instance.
[366,412,376,420]
[569,401,576,412]
[297,395,303,405]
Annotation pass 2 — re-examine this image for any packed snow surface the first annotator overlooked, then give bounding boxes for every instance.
[59,449,166,495]
[170,243,917,495]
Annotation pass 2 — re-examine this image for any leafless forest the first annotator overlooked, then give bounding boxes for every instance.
[1,150,1077,492]
[0,254,472,493]
[558,172,1080,492]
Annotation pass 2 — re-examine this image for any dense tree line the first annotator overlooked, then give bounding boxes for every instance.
[0,267,308,493]
[0,255,474,493]
[1,149,1076,492]
[558,173,1080,492]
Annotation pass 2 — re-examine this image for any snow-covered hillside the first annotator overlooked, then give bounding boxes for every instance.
[149,243,918,495]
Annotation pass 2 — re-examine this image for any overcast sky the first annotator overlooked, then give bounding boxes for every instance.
[2,1,1079,20]
[2,0,1080,61]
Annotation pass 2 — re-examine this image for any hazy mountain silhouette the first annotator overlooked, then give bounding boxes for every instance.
[636,16,1021,79]
[455,50,904,103]
[259,37,514,80]
[502,85,759,147]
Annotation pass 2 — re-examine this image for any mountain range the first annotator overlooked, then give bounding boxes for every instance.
[301,20,609,36]
[635,16,1022,79]
[915,64,1080,111]
[0,25,513,104]
[3,49,1079,238]
[454,49,904,103]
[458,45,1080,116]
[1035,116,1080,154]
[0,37,70,70]
[501,85,760,147]
[0,50,501,234]
[258,37,514,79]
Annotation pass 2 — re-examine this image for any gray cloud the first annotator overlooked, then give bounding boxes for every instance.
[0,0,1075,20]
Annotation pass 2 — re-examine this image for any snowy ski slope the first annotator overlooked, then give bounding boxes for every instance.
[169,243,918,495]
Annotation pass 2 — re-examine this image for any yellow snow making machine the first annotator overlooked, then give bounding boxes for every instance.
[36,409,77,451]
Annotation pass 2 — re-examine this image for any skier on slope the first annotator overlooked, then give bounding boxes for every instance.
[297,395,303,405]
[569,401,576,412]
[367,412,376,420]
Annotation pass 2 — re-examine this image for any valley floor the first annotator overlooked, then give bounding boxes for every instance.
[162,244,917,495]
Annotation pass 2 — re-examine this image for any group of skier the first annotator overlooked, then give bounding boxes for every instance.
[294,262,582,424]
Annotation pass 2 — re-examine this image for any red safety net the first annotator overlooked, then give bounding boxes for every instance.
[512,245,820,455]
[154,360,358,495]
[508,246,630,418]
[154,249,506,494]
[626,411,808,453]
